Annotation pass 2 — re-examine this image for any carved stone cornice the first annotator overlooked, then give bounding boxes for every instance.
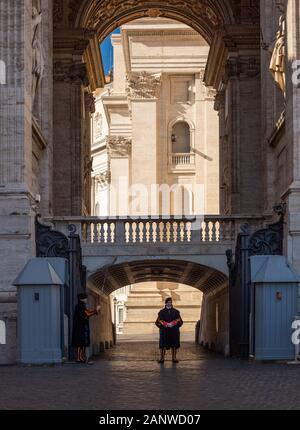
[225,56,260,80]
[53,61,89,86]
[107,136,132,158]
[231,0,260,25]
[73,1,235,46]
[204,24,260,89]
[82,0,221,31]
[127,72,161,99]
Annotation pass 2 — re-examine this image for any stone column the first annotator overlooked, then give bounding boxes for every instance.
[0,0,36,364]
[128,72,161,215]
[107,137,131,216]
[83,92,95,215]
[215,91,228,214]
[223,55,263,214]
[260,0,285,214]
[53,60,89,215]
[283,0,300,273]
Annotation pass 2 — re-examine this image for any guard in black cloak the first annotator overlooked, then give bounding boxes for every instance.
[155,297,183,363]
[72,293,100,363]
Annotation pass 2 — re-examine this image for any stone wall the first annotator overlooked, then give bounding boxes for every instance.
[198,286,229,356]
[88,287,114,355]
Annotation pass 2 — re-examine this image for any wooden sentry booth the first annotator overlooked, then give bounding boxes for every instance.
[250,256,300,361]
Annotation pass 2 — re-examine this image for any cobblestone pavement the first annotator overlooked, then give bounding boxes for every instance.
[1,342,300,410]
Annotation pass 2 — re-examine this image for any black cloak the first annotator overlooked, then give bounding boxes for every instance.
[71,302,91,348]
[155,307,183,350]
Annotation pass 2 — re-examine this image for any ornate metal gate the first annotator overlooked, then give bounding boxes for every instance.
[227,205,285,357]
[35,216,86,359]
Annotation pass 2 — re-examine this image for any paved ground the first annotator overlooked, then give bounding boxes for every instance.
[1,342,300,410]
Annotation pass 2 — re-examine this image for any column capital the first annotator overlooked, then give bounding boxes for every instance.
[127,72,161,99]
[224,56,260,80]
[107,136,132,158]
[53,61,89,86]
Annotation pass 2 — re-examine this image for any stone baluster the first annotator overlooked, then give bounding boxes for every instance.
[115,219,125,245]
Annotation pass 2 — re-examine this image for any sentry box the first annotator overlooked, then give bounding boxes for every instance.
[250,255,300,361]
[14,258,68,364]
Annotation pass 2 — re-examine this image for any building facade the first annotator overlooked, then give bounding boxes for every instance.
[91,18,219,334]
[1,0,300,363]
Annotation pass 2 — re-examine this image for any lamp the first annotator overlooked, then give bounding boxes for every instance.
[171,133,176,143]
[113,297,118,327]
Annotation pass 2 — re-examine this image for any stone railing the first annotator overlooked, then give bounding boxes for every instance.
[169,153,195,166]
[50,215,266,246]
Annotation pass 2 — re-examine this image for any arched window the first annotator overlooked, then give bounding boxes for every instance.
[0,320,6,345]
[171,121,191,153]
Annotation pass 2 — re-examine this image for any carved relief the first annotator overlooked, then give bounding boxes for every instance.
[146,8,161,18]
[127,72,161,99]
[53,0,63,27]
[94,171,111,186]
[232,0,260,24]
[85,92,96,114]
[84,156,93,179]
[226,57,260,79]
[214,91,225,111]
[32,1,45,102]
[82,0,220,31]
[94,113,103,139]
[205,87,217,100]
[107,136,132,158]
[54,61,89,86]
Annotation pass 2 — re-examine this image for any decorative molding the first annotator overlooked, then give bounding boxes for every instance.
[205,87,217,100]
[232,0,260,25]
[107,136,132,158]
[84,156,93,179]
[35,215,69,259]
[199,69,205,81]
[94,171,111,186]
[124,29,201,38]
[248,204,285,256]
[214,91,225,111]
[268,110,286,148]
[83,0,221,30]
[275,0,285,14]
[53,0,64,27]
[53,61,89,86]
[225,56,260,79]
[146,8,161,18]
[127,72,161,99]
[84,92,96,114]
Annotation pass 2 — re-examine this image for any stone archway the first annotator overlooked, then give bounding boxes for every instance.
[52,0,263,218]
[72,0,236,43]
[86,259,229,354]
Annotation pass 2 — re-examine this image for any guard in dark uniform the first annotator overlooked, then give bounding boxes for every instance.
[155,297,183,363]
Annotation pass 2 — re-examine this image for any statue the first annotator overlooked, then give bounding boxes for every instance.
[32,5,45,103]
[269,14,286,94]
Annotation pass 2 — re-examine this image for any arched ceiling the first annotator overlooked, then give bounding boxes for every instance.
[88,259,228,295]
[68,0,238,44]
